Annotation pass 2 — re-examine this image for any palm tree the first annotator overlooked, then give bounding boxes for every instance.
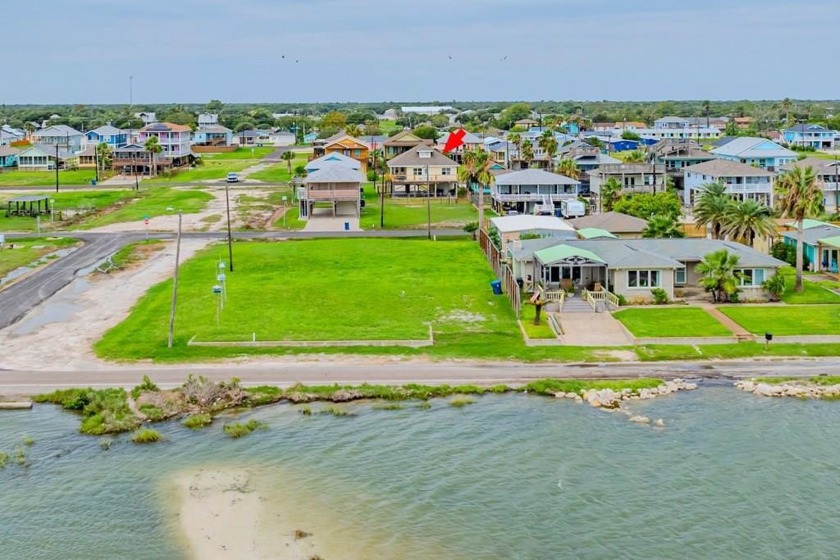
[696,249,741,303]
[555,158,580,181]
[143,136,162,177]
[643,215,684,238]
[538,130,558,170]
[776,165,824,292]
[345,124,362,138]
[519,140,534,169]
[280,150,295,175]
[457,148,495,233]
[506,132,521,168]
[96,142,113,181]
[693,182,733,239]
[721,199,776,248]
[600,177,622,212]
[623,150,646,163]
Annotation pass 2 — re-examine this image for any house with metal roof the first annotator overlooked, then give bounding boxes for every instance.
[84,125,129,149]
[386,145,458,197]
[32,125,84,153]
[17,144,79,171]
[193,124,233,148]
[490,169,579,216]
[781,157,840,211]
[489,215,576,252]
[783,123,836,150]
[683,159,776,207]
[306,152,361,173]
[298,163,364,220]
[508,237,786,302]
[647,139,716,191]
[312,133,370,173]
[781,222,840,273]
[710,136,796,171]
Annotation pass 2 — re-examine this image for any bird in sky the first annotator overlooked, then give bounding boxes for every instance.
[448,55,453,60]
[501,55,508,61]
[295,59,300,63]
[281,55,285,59]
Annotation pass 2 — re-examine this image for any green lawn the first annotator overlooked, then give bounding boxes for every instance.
[200,147,275,160]
[0,190,136,232]
[779,268,840,304]
[520,305,556,339]
[0,237,78,277]
[614,307,733,338]
[143,160,253,184]
[635,341,840,361]
[378,120,399,134]
[0,169,97,186]
[272,207,306,230]
[360,196,478,230]
[78,188,213,228]
[719,305,840,335]
[248,153,309,183]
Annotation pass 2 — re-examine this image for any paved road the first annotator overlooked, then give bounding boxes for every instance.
[0,359,836,396]
[0,232,147,331]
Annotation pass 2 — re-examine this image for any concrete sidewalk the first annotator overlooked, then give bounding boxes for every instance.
[555,311,633,346]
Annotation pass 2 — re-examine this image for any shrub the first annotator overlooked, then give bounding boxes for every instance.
[183,414,212,429]
[463,222,479,240]
[22,436,34,446]
[617,294,627,306]
[651,288,668,305]
[223,419,266,438]
[449,396,477,407]
[0,451,7,468]
[762,273,786,301]
[132,428,163,444]
[131,375,159,400]
[138,404,167,422]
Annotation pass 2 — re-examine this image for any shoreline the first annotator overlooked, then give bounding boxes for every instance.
[174,468,329,560]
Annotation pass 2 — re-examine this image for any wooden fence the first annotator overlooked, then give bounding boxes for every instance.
[479,229,521,318]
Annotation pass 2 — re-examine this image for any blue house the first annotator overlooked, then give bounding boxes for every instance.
[783,123,836,150]
[605,138,640,152]
[0,146,19,168]
[193,124,233,147]
[782,221,840,272]
[85,125,128,149]
[710,136,797,172]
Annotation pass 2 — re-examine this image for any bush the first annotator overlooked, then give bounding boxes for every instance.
[771,241,810,270]
[131,375,159,400]
[132,428,163,444]
[651,288,668,305]
[762,274,786,301]
[223,419,266,438]
[617,294,627,306]
[183,414,212,429]
[449,396,477,407]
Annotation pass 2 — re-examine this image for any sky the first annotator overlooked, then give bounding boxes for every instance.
[7,0,840,104]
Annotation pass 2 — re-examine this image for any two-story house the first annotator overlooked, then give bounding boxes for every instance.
[683,159,775,207]
[781,157,840,212]
[383,130,431,160]
[138,122,193,170]
[588,163,667,200]
[194,125,234,148]
[710,136,797,171]
[32,125,84,153]
[197,113,219,127]
[298,163,364,220]
[783,124,836,150]
[648,139,716,190]
[84,125,128,149]
[386,145,457,197]
[435,130,483,164]
[490,169,580,215]
[632,116,721,141]
[313,133,370,173]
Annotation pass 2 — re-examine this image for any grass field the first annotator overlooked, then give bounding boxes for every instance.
[360,196,479,230]
[143,160,253,184]
[779,268,840,304]
[272,207,306,230]
[719,305,840,335]
[78,188,213,228]
[614,307,733,337]
[0,169,97,186]
[248,153,309,183]
[520,305,556,339]
[0,236,78,277]
[200,147,275,160]
[0,190,136,232]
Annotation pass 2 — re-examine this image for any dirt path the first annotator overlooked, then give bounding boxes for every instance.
[0,238,209,371]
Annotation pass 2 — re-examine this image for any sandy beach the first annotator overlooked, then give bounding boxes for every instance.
[175,469,328,560]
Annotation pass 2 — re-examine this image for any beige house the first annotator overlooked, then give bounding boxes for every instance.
[386,145,458,197]
[568,212,648,239]
[588,163,667,201]
[383,130,432,160]
[508,238,787,303]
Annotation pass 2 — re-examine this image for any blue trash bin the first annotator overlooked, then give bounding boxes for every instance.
[344,221,350,231]
[490,280,502,295]
[91,179,97,186]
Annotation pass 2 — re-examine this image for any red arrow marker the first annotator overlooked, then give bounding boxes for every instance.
[443,129,467,153]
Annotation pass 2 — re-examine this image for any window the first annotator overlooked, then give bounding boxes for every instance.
[441,167,451,176]
[675,268,686,285]
[736,268,765,287]
[628,270,661,288]
[413,167,424,176]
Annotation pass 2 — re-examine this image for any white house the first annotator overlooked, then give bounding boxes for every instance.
[490,169,579,215]
[710,137,797,171]
[683,159,776,207]
[32,125,84,153]
[197,113,219,127]
[782,158,840,212]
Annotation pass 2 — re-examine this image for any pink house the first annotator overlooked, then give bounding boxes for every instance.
[138,122,193,168]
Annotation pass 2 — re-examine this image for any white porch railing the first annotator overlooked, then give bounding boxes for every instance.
[492,193,577,202]
[582,288,619,310]
[539,288,565,307]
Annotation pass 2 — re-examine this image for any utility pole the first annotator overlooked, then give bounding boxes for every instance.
[54,144,59,193]
[225,180,234,272]
[380,172,385,228]
[426,164,431,240]
[167,212,183,349]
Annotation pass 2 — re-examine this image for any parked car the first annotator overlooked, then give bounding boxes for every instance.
[226,172,239,183]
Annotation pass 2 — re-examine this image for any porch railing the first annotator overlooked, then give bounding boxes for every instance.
[539,288,566,307]
[582,288,619,311]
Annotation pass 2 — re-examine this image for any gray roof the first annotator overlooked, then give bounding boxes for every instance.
[569,212,648,233]
[33,124,83,137]
[785,123,833,133]
[780,157,839,173]
[387,144,457,167]
[304,162,365,184]
[306,152,361,171]
[494,168,579,186]
[23,144,76,159]
[683,159,775,177]
[781,224,840,246]
[511,237,786,269]
[0,146,20,157]
[198,124,232,133]
[89,125,123,136]
[711,137,796,159]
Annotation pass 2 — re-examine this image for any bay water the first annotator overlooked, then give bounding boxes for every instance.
[2,383,840,559]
